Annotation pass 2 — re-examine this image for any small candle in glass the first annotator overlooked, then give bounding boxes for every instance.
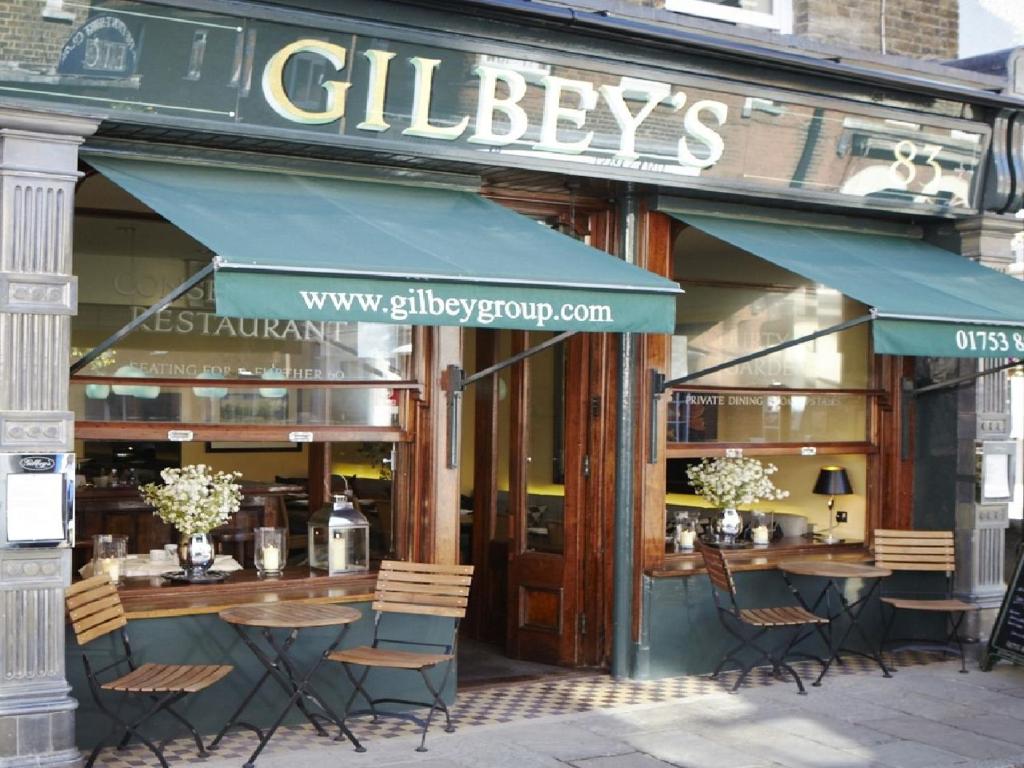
[751,511,771,546]
[92,534,127,585]
[254,527,286,577]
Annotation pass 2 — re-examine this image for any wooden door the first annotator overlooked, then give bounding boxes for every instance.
[505,331,590,665]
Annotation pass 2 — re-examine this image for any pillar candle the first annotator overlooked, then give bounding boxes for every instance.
[262,544,280,572]
[679,530,696,549]
[98,557,121,583]
[752,525,770,545]
[329,533,347,572]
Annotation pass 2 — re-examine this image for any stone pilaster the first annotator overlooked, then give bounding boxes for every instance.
[949,213,1021,639]
[0,106,97,768]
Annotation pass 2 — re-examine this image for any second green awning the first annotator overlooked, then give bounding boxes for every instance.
[89,157,681,334]
[668,213,1024,358]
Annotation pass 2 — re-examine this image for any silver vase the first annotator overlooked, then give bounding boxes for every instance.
[178,532,215,579]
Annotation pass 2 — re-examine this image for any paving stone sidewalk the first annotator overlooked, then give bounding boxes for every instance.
[173,658,1024,768]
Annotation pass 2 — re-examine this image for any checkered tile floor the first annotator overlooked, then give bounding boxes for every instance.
[90,651,942,766]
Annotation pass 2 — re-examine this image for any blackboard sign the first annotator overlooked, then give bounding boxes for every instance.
[982,545,1024,670]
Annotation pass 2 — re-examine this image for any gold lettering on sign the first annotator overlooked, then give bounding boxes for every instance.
[534,75,597,154]
[262,39,351,124]
[599,81,671,161]
[469,65,529,146]
[357,49,397,132]
[678,100,729,168]
[404,57,469,140]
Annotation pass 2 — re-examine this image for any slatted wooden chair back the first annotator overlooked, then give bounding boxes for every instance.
[873,529,957,573]
[373,560,474,619]
[699,544,738,606]
[65,575,127,646]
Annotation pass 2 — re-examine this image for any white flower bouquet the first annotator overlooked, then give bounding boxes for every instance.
[140,464,243,536]
[686,457,789,509]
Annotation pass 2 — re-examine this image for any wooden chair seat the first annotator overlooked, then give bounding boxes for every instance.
[329,560,474,752]
[880,597,978,613]
[740,606,828,628]
[328,646,452,670]
[874,529,974,673]
[67,574,234,767]
[698,543,827,694]
[102,662,233,694]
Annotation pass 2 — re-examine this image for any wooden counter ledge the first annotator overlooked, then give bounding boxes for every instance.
[112,568,377,620]
[649,538,870,578]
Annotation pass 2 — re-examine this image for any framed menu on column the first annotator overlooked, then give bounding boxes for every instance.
[982,545,1024,670]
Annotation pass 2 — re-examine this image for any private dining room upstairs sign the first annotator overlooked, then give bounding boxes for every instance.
[0,0,987,213]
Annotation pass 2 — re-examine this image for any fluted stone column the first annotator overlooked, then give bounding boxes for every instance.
[951,213,1021,638]
[0,106,97,768]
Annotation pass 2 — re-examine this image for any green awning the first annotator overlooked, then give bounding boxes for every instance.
[88,157,680,333]
[668,213,1024,358]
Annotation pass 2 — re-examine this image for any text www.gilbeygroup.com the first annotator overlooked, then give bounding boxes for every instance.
[299,288,614,327]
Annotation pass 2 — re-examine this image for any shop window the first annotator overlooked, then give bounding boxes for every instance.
[665,0,793,32]
[666,223,874,544]
[70,188,414,435]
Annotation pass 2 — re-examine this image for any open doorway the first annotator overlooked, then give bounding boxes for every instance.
[457,328,610,684]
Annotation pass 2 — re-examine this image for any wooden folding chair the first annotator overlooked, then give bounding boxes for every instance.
[700,544,827,694]
[327,560,473,751]
[66,575,233,768]
[874,529,979,673]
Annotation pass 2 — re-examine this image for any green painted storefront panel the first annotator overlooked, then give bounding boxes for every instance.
[90,157,680,333]
[668,213,1024,358]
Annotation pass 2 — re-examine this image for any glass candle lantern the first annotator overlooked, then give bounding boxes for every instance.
[751,511,772,546]
[254,527,286,577]
[308,494,369,575]
[92,534,127,585]
[673,512,696,551]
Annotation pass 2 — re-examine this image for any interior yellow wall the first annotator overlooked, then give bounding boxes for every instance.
[180,442,307,482]
[329,443,393,480]
[666,453,868,541]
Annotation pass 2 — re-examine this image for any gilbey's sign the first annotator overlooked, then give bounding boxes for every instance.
[261,39,729,169]
[0,1,985,209]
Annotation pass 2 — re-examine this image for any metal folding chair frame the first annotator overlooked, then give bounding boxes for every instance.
[339,611,461,752]
[78,629,210,768]
[880,573,972,674]
[709,587,824,695]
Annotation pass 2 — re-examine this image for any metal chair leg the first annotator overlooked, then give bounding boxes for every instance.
[949,611,969,673]
[415,662,455,751]
[880,602,898,672]
[341,663,378,721]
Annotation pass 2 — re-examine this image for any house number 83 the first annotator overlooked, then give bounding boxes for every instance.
[889,140,942,187]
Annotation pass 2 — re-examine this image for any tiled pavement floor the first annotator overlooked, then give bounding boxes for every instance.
[90,652,1024,768]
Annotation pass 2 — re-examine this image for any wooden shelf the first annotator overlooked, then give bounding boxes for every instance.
[649,538,870,578]
[113,567,376,620]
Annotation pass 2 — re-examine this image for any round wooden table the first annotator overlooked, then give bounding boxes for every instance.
[212,603,364,767]
[778,559,893,685]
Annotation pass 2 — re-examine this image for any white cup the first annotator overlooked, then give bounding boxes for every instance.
[149,548,166,561]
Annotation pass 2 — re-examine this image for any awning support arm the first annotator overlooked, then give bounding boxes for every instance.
[69,261,216,376]
[648,314,874,464]
[910,358,1022,396]
[445,330,577,468]
[654,313,874,391]
[648,369,666,465]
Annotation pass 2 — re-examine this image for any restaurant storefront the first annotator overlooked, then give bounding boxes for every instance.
[1,0,1023,763]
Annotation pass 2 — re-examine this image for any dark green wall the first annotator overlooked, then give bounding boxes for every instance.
[642,570,947,680]
[67,602,457,750]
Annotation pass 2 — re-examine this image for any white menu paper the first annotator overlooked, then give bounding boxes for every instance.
[5,474,65,541]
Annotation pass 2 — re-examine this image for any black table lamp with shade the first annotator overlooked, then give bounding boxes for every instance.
[813,466,852,544]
